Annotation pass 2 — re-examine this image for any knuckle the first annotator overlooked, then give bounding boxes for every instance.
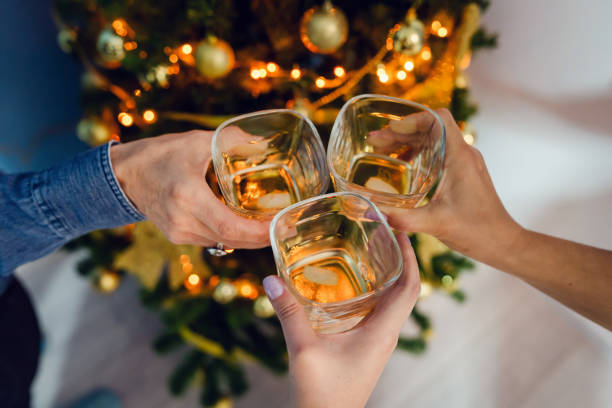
[215,220,236,240]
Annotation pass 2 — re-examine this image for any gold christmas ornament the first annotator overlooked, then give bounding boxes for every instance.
[194,36,235,79]
[300,0,348,54]
[391,13,425,56]
[253,296,275,318]
[212,279,238,304]
[57,28,77,53]
[77,117,111,146]
[96,28,125,63]
[460,122,477,145]
[93,269,121,294]
[213,397,233,408]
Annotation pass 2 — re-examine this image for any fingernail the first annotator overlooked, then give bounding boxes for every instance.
[263,276,284,300]
[365,209,387,222]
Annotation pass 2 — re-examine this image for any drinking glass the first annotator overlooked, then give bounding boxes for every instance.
[328,94,445,209]
[212,109,329,219]
[269,192,403,334]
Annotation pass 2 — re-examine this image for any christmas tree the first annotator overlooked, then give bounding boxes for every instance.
[54,0,495,406]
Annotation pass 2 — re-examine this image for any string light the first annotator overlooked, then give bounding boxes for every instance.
[169,54,179,63]
[251,68,261,79]
[118,112,134,127]
[290,67,302,80]
[182,262,193,274]
[208,275,220,288]
[139,51,147,59]
[333,66,345,78]
[404,61,415,71]
[143,109,157,123]
[315,77,326,88]
[112,19,128,37]
[378,72,389,83]
[181,43,193,54]
[266,62,278,73]
[396,70,407,80]
[438,27,448,37]
[163,46,172,55]
[133,89,141,96]
[180,254,190,264]
[185,273,202,292]
[431,21,442,31]
[236,280,258,299]
[124,41,137,51]
[421,47,432,61]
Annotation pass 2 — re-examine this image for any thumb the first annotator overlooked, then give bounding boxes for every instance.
[263,276,316,354]
[387,205,434,234]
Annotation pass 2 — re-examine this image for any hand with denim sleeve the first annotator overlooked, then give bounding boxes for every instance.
[110,130,270,249]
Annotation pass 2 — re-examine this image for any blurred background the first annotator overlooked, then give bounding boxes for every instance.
[2,0,612,407]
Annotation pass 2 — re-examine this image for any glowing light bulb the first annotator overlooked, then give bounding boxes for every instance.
[396,70,407,80]
[431,20,442,31]
[134,89,141,96]
[290,67,302,79]
[438,27,448,37]
[258,68,267,78]
[315,77,326,88]
[143,109,157,123]
[421,48,432,61]
[251,68,261,79]
[266,62,278,73]
[378,72,389,83]
[181,43,193,54]
[404,60,414,71]
[169,54,178,63]
[112,19,128,37]
[118,112,134,127]
[334,66,345,78]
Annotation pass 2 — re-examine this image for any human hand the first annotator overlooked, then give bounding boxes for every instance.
[386,109,523,261]
[262,234,420,408]
[110,130,270,248]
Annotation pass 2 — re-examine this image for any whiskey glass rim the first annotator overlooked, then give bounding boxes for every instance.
[269,191,404,308]
[327,93,446,200]
[211,108,330,219]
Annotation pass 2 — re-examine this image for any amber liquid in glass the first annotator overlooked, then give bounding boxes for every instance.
[230,164,300,211]
[347,153,413,195]
[288,249,373,303]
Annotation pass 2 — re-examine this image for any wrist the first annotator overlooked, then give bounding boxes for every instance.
[109,142,145,214]
[479,219,526,272]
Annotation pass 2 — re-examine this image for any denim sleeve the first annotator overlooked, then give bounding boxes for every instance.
[0,142,145,278]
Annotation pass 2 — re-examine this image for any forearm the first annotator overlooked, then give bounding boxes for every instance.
[483,227,612,329]
[0,142,144,275]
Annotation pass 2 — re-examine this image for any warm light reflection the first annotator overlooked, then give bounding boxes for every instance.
[237,281,258,299]
[463,133,475,145]
[431,20,442,31]
[181,43,193,54]
[421,47,432,61]
[134,89,141,96]
[315,77,326,88]
[378,72,389,83]
[290,67,301,79]
[182,262,193,274]
[124,41,137,51]
[251,68,261,79]
[180,254,190,264]
[396,70,407,80]
[185,273,202,292]
[169,54,178,63]
[209,275,220,288]
[404,60,415,71]
[438,27,448,37]
[333,66,345,78]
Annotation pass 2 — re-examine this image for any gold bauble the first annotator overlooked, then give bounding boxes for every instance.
[459,121,476,146]
[253,296,275,318]
[93,269,121,294]
[212,280,237,304]
[77,117,111,146]
[391,18,425,56]
[300,0,348,54]
[96,28,125,63]
[57,28,77,53]
[194,37,235,79]
[213,397,233,408]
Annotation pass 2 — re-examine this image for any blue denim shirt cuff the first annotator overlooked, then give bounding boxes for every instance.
[31,142,145,237]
